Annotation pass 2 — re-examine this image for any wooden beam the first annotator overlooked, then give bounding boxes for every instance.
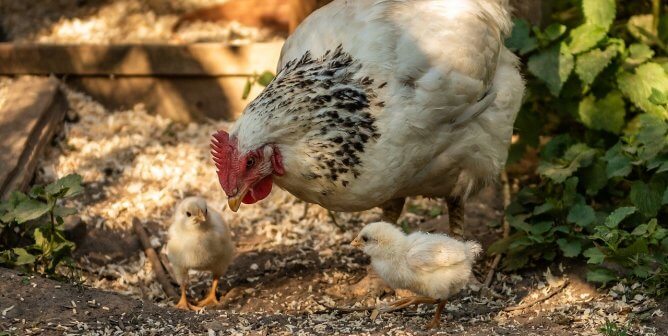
[0,42,283,76]
[0,77,68,199]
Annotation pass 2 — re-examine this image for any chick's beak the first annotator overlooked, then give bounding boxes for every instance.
[350,236,363,248]
[194,209,206,223]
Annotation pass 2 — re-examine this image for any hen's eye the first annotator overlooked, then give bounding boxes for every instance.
[246,157,256,169]
[186,212,192,217]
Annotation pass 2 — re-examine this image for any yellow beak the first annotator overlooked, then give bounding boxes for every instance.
[228,185,250,212]
[228,196,242,212]
[350,236,363,248]
[194,209,206,223]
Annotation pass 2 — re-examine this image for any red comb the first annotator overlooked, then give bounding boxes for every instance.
[211,130,235,193]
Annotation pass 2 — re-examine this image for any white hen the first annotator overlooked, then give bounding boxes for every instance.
[167,197,235,310]
[212,0,524,238]
[351,221,482,328]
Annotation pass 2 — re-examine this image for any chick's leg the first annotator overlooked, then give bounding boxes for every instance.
[426,300,446,329]
[196,274,220,307]
[379,296,437,313]
[175,283,197,310]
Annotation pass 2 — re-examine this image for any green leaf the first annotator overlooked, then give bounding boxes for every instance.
[242,78,252,100]
[54,206,77,218]
[543,24,567,42]
[583,247,606,264]
[618,63,668,120]
[582,0,616,30]
[575,46,618,86]
[626,114,668,162]
[12,248,35,265]
[582,159,608,195]
[569,24,608,54]
[587,267,617,285]
[626,43,655,66]
[630,181,663,217]
[605,206,637,228]
[256,71,275,86]
[530,221,553,235]
[45,174,83,198]
[578,91,625,133]
[557,238,582,257]
[604,143,632,178]
[506,19,538,55]
[663,186,668,205]
[627,15,657,45]
[33,228,48,249]
[537,144,597,183]
[631,224,648,236]
[649,88,668,105]
[567,203,596,227]
[528,43,574,96]
[533,202,555,215]
[13,199,50,224]
[633,265,652,278]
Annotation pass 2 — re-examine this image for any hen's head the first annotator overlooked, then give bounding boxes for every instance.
[211,130,285,212]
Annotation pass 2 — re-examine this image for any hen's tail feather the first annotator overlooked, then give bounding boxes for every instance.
[465,241,483,260]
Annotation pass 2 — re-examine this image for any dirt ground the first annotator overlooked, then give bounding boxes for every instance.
[0,2,666,334]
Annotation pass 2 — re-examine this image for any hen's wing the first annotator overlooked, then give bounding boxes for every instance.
[277,0,510,128]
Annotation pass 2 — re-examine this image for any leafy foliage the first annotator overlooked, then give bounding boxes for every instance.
[242,71,276,99]
[0,174,82,274]
[500,1,668,295]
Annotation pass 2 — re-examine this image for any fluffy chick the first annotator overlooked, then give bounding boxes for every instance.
[351,222,482,329]
[167,197,235,310]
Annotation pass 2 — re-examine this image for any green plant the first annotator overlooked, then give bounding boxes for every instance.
[242,70,276,99]
[0,174,83,274]
[493,0,668,294]
[599,320,630,336]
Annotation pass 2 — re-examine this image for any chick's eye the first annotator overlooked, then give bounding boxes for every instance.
[186,212,192,217]
[362,235,368,242]
[246,157,256,169]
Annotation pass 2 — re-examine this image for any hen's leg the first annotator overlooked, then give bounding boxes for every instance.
[380,198,405,223]
[446,197,466,238]
[175,283,197,310]
[426,300,446,329]
[196,274,220,308]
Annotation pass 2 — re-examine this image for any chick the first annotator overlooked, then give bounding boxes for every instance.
[167,197,235,310]
[351,222,482,329]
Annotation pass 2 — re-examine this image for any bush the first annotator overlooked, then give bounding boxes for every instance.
[0,174,82,274]
[492,0,668,295]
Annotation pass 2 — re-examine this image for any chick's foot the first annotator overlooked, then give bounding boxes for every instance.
[175,285,199,311]
[196,278,220,308]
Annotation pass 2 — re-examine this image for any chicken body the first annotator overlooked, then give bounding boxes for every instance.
[167,197,235,310]
[352,221,482,327]
[354,222,481,299]
[213,0,523,235]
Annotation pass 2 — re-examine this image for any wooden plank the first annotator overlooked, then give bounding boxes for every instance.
[67,75,264,122]
[0,77,68,199]
[0,42,283,76]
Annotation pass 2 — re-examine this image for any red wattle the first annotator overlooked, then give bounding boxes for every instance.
[242,176,273,204]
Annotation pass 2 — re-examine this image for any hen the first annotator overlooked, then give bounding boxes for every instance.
[167,197,235,310]
[211,0,524,237]
[351,221,482,329]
